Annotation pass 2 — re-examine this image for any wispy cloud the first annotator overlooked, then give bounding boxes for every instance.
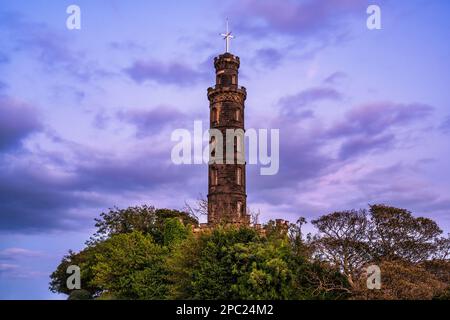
[323,71,347,85]
[0,96,42,151]
[124,59,209,86]
[279,86,342,116]
[327,102,434,138]
[117,106,187,137]
[0,11,110,81]
[440,116,450,134]
[0,248,43,259]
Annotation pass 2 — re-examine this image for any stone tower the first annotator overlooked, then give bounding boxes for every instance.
[207,52,250,226]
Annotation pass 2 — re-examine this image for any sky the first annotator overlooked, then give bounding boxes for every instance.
[0,0,449,299]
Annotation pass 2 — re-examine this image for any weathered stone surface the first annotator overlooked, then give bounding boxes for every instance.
[207,53,249,226]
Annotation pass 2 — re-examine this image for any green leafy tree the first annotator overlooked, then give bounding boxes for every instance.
[50,203,447,300]
[163,217,189,246]
[68,289,93,300]
[49,247,102,297]
[168,226,349,300]
[50,205,195,298]
[88,205,197,245]
[91,231,168,299]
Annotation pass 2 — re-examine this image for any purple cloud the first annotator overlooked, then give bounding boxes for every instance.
[328,102,433,160]
[0,96,41,151]
[229,0,370,38]
[0,11,110,81]
[247,99,436,211]
[345,163,450,221]
[327,102,434,138]
[323,71,347,85]
[118,107,187,137]
[253,48,284,68]
[109,41,146,52]
[440,116,450,134]
[125,59,208,86]
[0,132,205,232]
[0,160,103,232]
[338,133,395,159]
[280,87,342,115]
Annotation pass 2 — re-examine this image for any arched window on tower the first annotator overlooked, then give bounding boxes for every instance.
[211,168,218,186]
[237,201,242,217]
[236,167,242,185]
[235,108,241,121]
[212,107,218,124]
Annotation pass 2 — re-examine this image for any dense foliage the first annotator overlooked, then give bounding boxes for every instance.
[50,204,449,300]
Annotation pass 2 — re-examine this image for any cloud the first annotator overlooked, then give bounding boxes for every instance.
[0,262,46,279]
[0,248,43,259]
[247,99,436,215]
[0,132,205,232]
[279,87,342,115]
[124,59,208,86]
[327,102,433,138]
[323,71,347,84]
[440,116,450,134]
[328,102,433,160]
[225,0,383,62]
[228,0,370,39]
[109,41,146,52]
[345,163,450,220]
[338,133,395,159]
[0,263,18,272]
[0,96,41,151]
[253,48,284,68]
[0,160,103,232]
[117,107,187,137]
[0,11,109,81]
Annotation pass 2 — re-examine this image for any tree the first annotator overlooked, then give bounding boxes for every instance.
[168,226,349,300]
[188,227,261,300]
[368,204,442,263]
[288,217,309,256]
[163,217,189,246]
[49,247,102,297]
[88,205,197,245]
[91,231,168,299]
[311,210,371,287]
[68,289,93,300]
[353,260,448,300]
[311,204,449,298]
[50,205,195,298]
[51,203,448,300]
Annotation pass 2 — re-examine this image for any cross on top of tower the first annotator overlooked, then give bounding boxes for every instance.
[220,19,234,53]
